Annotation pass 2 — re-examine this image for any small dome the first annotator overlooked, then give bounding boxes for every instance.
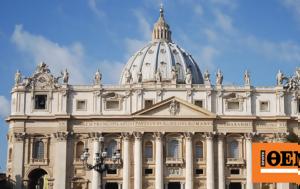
[119,6,204,85]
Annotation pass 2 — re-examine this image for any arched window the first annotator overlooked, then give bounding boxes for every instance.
[228,140,239,159]
[167,139,179,158]
[195,141,203,159]
[76,141,84,159]
[107,140,117,158]
[33,140,44,159]
[144,141,153,159]
[8,148,12,162]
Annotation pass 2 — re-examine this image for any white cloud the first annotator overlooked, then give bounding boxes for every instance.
[245,35,300,63]
[88,0,105,18]
[0,96,10,118]
[199,46,219,70]
[98,60,124,84]
[124,10,152,57]
[281,0,300,17]
[209,0,237,9]
[194,5,204,16]
[214,10,235,33]
[11,25,87,83]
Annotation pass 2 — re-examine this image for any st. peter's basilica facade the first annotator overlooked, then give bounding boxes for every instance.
[5,6,300,189]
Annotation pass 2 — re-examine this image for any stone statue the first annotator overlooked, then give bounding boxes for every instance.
[295,67,300,79]
[156,70,162,83]
[171,66,177,82]
[14,70,22,86]
[204,70,211,85]
[185,68,192,84]
[62,69,69,84]
[94,69,102,85]
[36,62,50,74]
[283,67,300,91]
[216,69,223,85]
[169,99,178,116]
[244,70,250,86]
[276,70,284,86]
[124,69,132,84]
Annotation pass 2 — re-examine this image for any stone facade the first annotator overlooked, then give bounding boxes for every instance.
[5,6,300,189]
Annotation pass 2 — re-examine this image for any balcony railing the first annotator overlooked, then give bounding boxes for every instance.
[30,158,48,165]
[166,157,184,165]
[226,158,245,165]
[144,158,154,163]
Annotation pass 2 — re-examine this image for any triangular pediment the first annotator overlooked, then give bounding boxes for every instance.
[132,96,216,118]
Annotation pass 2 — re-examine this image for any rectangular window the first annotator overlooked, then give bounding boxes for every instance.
[230,169,240,175]
[227,101,240,110]
[298,99,300,113]
[194,100,203,108]
[76,100,87,111]
[107,169,117,174]
[144,99,154,109]
[195,169,204,175]
[34,95,47,110]
[144,168,153,175]
[259,101,269,112]
[105,100,120,110]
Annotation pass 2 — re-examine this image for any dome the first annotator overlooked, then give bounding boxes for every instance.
[119,5,204,85]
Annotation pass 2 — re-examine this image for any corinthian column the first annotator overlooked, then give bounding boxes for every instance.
[206,132,215,189]
[122,133,131,189]
[218,134,225,189]
[185,132,193,189]
[12,133,25,189]
[154,132,164,189]
[91,134,100,189]
[245,133,253,189]
[134,132,143,189]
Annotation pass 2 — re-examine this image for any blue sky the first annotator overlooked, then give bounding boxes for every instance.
[0,0,300,171]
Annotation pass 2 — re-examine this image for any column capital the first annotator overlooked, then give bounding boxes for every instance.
[204,132,216,140]
[13,132,26,142]
[154,132,164,140]
[133,132,143,140]
[122,132,131,141]
[52,131,72,141]
[244,132,256,141]
[88,132,102,141]
[217,133,225,140]
[184,132,194,141]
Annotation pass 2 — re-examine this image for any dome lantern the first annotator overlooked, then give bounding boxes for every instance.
[152,4,172,42]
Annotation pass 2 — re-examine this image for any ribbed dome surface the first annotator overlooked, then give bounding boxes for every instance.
[119,5,204,85]
[119,41,204,84]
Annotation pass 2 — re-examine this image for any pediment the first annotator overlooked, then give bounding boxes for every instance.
[132,96,216,118]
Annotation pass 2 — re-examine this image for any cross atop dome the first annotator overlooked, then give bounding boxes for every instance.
[152,4,172,42]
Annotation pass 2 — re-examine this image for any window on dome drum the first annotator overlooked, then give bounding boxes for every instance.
[34,95,47,110]
[32,140,44,159]
[194,100,203,108]
[144,99,154,109]
[8,148,12,162]
[144,141,153,160]
[195,169,204,175]
[75,141,84,160]
[76,100,87,111]
[144,168,153,175]
[230,169,240,175]
[228,140,239,159]
[167,140,179,159]
[259,101,269,112]
[106,140,117,158]
[195,141,203,159]
[105,100,120,110]
[227,101,240,110]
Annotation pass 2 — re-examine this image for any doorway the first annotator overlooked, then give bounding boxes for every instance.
[28,168,47,189]
[105,182,118,189]
[229,182,242,189]
[168,182,181,189]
